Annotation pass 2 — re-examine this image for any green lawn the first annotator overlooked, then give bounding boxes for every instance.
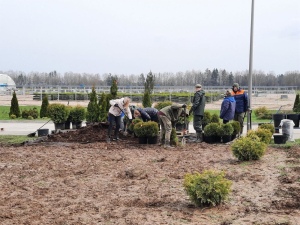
[0,135,38,145]
[0,106,44,120]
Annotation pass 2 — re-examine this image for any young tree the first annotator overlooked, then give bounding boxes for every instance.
[99,94,108,122]
[143,90,151,108]
[40,95,49,118]
[86,86,100,122]
[293,93,300,112]
[110,78,118,99]
[145,71,155,94]
[138,73,145,86]
[9,91,20,117]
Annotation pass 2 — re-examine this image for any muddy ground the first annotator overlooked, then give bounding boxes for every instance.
[0,125,300,225]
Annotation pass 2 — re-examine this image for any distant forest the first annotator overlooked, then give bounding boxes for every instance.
[1,69,299,87]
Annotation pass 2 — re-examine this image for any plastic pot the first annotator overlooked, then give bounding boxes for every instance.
[204,135,214,144]
[138,137,148,144]
[231,134,236,141]
[38,129,49,137]
[65,121,71,129]
[147,136,158,144]
[273,134,288,144]
[213,135,221,143]
[272,114,286,128]
[54,122,65,130]
[72,121,82,129]
[222,135,231,143]
[286,114,299,127]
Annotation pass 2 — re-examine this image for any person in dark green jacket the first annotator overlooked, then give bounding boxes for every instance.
[158,103,188,147]
[191,84,206,142]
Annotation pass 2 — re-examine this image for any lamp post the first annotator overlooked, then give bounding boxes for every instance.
[247,0,255,131]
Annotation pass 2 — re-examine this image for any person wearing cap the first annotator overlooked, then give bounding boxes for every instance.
[158,103,188,148]
[191,84,206,142]
[231,83,248,135]
[220,89,236,124]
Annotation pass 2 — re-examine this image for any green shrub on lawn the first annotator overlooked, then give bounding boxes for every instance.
[259,123,275,134]
[10,114,16,119]
[247,128,272,144]
[254,106,272,119]
[231,136,267,161]
[183,170,232,207]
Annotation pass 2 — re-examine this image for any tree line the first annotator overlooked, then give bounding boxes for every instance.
[1,69,299,88]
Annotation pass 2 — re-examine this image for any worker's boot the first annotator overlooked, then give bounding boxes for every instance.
[107,137,111,143]
[196,132,203,143]
[158,138,165,146]
[164,140,174,148]
[113,136,122,141]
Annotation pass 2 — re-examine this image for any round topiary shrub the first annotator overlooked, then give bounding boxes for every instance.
[230,121,241,136]
[231,136,267,161]
[22,109,29,119]
[69,105,86,122]
[143,121,159,137]
[204,123,220,136]
[259,123,275,134]
[202,111,212,125]
[10,114,16,119]
[216,123,234,137]
[247,129,272,144]
[28,116,34,120]
[183,170,232,207]
[128,118,143,132]
[47,103,69,124]
[211,113,220,123]
[154,101,173,110]
[133,122,145,137]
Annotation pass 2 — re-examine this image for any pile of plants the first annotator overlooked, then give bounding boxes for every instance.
[21,107,39,119]
[254,106,272,119]
[183,170,232,207]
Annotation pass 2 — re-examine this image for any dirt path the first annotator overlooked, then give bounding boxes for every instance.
[0,134,299,224]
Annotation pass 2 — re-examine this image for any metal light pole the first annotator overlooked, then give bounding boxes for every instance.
[247,0,255,131]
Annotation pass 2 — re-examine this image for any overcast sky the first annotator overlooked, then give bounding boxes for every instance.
[0,0,299,75]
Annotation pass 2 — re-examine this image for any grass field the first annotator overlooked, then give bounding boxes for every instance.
[0,135,38,145]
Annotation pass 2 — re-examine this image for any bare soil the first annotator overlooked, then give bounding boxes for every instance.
[1,125,300,224]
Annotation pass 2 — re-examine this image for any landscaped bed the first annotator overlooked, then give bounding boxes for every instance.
[0,125,299,224]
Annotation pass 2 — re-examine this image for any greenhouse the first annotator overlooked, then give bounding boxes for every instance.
[0,74,16,92]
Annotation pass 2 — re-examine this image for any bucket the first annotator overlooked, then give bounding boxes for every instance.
[38,129,49,137]
[273,134,288,144]
[147,136,158,144]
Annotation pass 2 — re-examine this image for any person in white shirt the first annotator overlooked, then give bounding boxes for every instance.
[107,97,132,143]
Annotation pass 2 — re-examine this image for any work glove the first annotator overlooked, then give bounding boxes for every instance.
[182,104,187,108]
[114,104,119,107]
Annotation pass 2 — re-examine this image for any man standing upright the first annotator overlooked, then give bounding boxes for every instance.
[191,84,206,143]
[231,83,248,135]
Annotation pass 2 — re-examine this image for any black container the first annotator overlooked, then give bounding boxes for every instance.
[138,137,148,144]
[204,135,214,143]
[65,121,71,129]
[272,114,286,127]
[287,114,299,127]
[54,122,65,130]
[273,134,288,144]
[222,135,231,143]
[213,135,221,143]
[72,121,82,129]
[175,122,189,131]
[231,134,236,141]
[147,136,158,144]
[37,129,49,137]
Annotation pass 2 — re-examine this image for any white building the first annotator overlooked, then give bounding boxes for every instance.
[0,74,16,92]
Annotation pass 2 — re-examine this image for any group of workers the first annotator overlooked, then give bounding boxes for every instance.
[106,82,249,147]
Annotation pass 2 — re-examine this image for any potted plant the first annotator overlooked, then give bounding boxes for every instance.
[65,106,72,129]
[203,123,220,143]
[230,121,241,140]
[176,113,192,131]
[47,103,70,130]
[128,118,143,136]
[69,105,86,129]
[202,111,212,130]
[133,122,147,144]
[211,113,220,123]
[217,123,234,143]
[143,121,159,144]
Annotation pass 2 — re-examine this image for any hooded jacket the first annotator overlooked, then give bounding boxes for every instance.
[159,104,186,122]
[219,96,236,121]
[191,90,206,116]
[231,88,248,114]
[136,107,158,122]
[108,98,132,119]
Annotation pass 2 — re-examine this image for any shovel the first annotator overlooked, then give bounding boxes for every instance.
[115,105,131,136]
[27,119,51,137]
[181,106,187,146]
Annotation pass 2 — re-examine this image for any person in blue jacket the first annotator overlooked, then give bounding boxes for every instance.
[220,89,236,124]
[134,107,158,122]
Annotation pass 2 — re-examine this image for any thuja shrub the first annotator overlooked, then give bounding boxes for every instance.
[247,129,272,144]
[10,114,16,119]
[28,107,39,119]
[154,101,173,110]
[170,128,178,146]
[230,121,241,136]
[231,136,267,161]
[259,123,275,134]
[9,91,20,118]
[40,96,49,118]
[128,118,143,132]
[211,113,220,123]
[202,111,212,125]
[254,106,272,119]
[183,170,232,207]
[133,122,145,137]
[204,123,220,136]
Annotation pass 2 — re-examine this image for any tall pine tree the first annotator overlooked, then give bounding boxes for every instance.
[145,71,155,94]
[110,78,118,99]
[143,91,151,108]
[9,91,20,117]
[86,86,100,122]
[293,93,300,112]
[40,95,49,118]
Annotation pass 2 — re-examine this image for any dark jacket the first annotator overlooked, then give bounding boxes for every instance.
[220,96,236,121]
[137,107,158,122]
[160,104,185,122]
[191,90,205,116]
[231,89,248,114]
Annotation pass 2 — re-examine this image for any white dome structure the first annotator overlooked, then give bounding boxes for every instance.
[0,74,16,91]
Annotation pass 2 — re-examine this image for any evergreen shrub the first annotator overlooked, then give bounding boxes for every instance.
[231,136,267,161]
[211,113,220,123]
[40,96,49,118]
[143,121,159,137]
[247,128,272,144]
[204,123,220,136]
[217,123,234,136]
[142,90,152,108]
[170,128,179,146]
[259,123,275,134]
[254,106,272,119]
[9,91,20,118]
[22,109,29,119]
[202,111,212,125]
[10,114,16,119]
[47,104,69,123]
[154,101,172,110]
[183,170,232,207]
[28,116,34,120]
[133,122,145,137]
[28,107,39,119]
[230,121,241,135]
[86,86,100,123]
[128,118,143,132]
[293,93,300,113]
[69,105,86,122]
